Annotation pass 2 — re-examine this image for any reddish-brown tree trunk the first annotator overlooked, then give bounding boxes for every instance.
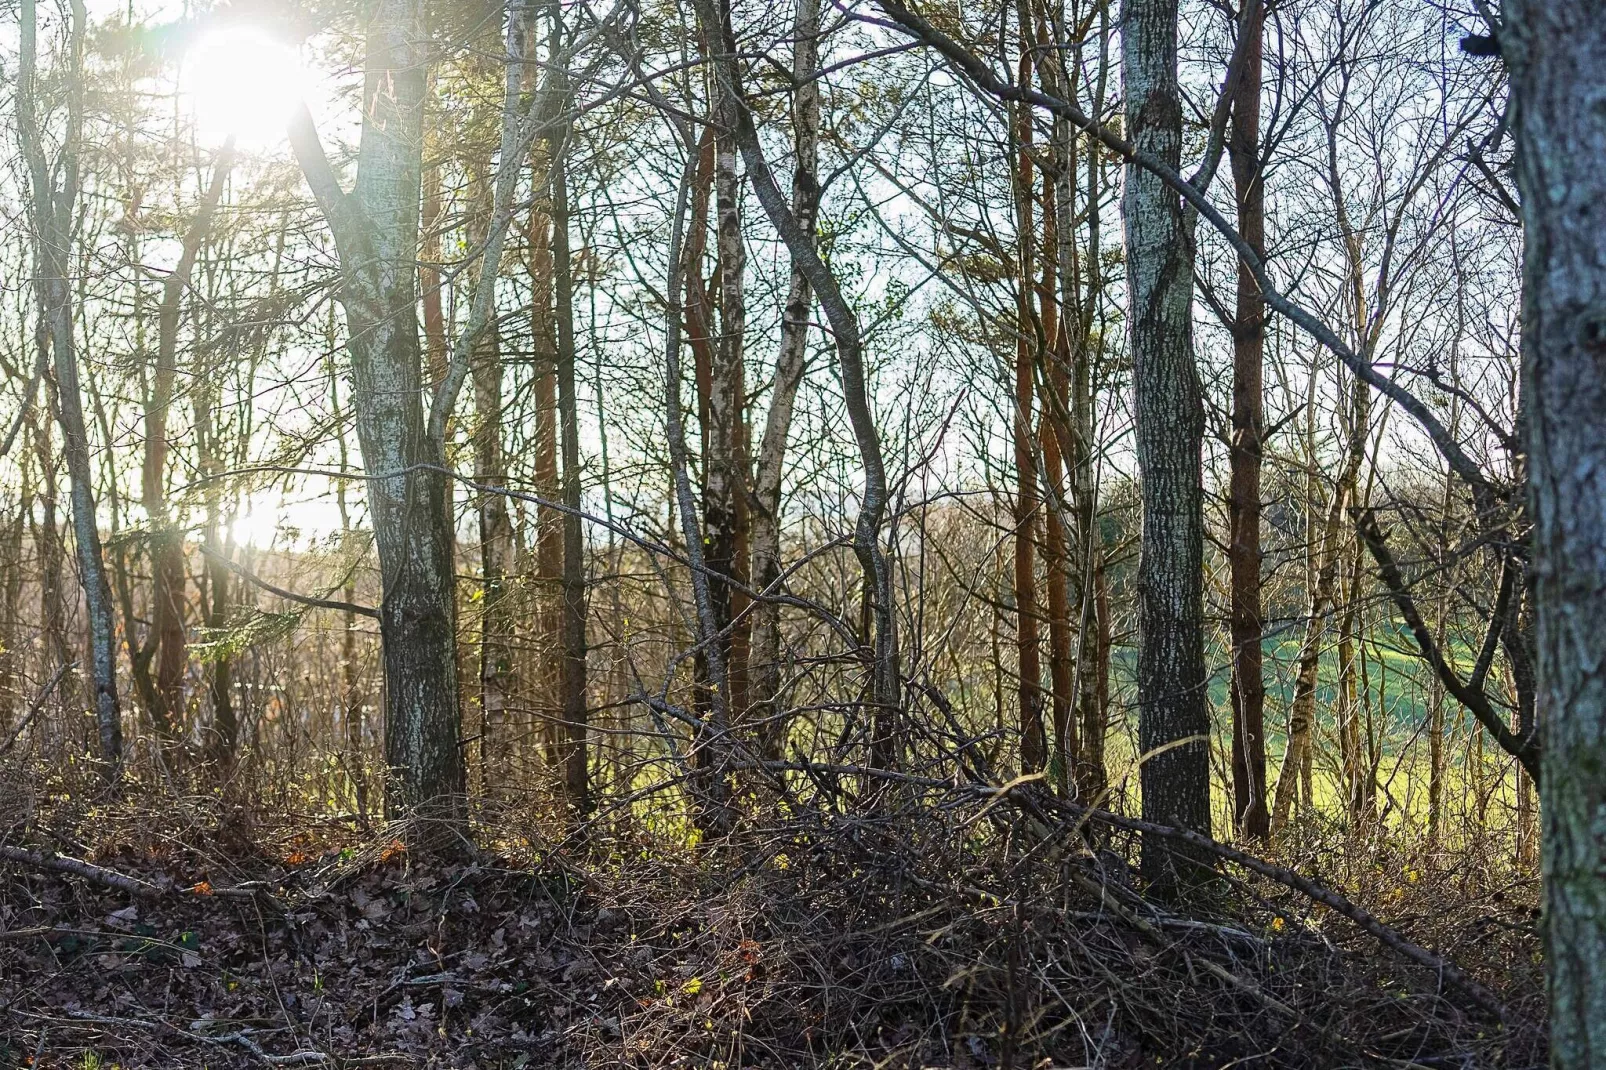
[1038,138,1077,793]
[1013,38,1045,773]
[1226,0,1268,839]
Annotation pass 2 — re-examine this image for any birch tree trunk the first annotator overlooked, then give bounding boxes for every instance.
[1122,0,1211,878]
[696,0,901,763]
[708,58,750,720]
[1503,2,1606,1060]
[751,0,821,760]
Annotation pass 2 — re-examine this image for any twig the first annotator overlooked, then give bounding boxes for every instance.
[198,544,379,618]
[1065,869,1298,1019]
[1038,794,1509,1021]
[1353,506,1537,779]
[750,759,1508,1020]
[58,1010,412,1066]
[0,661,73,756]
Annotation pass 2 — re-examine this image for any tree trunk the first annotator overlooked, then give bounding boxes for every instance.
[1069,17,1111,803]
[288,0,464,828]
[1122,0,1211,881]
[1271,371,1361,829]
[18,0,121,774]
[1336,549,1373,823]
[708,65,750,721]
[29,404,77,737]
[1225,0,1268,840]
[1013,35,1045,774]
[475,323,517,773]
[550,102,590,816]
[688,0,749,783]
[144,140,235,748]
[750,0,820,760]
[1504,2,1606,1060]
[1038,121,1077,795]
[0,489,22,725]
[462,136,519,774]
[331,369,365,814]
[697,0,901,765]
[527,139,563,769]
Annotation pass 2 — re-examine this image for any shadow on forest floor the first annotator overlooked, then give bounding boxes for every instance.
[0,774,1546,1069]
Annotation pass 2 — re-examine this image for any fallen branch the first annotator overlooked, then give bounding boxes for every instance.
[0,843,268,905]
[0,844,163,900]
[746,759,1507,1020]
[1032,792,1509,1021]
[58,1010,412,1066]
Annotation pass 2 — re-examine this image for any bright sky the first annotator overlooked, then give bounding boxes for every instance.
[181,25,311,148]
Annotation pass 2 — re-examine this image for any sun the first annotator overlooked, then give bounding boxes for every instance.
[182,27,309,147]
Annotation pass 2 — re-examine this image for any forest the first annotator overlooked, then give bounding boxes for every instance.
[0,0,1601,1064]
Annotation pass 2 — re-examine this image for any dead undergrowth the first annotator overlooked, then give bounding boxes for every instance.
[0,767,1544,1069]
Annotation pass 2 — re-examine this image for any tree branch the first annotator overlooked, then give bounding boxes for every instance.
[868,0,1499,507]
[198,545,379,619]
[1353,506,1538,779]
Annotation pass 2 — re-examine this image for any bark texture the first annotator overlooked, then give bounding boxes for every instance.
[551,109,591,816]
[1121,0,1211,879]
[696,0,901,763]
[750,0,820,760]
[1503,2,1606,1061]
[1225,0,1267,839]
[1013,41,1045,774]
[289,0,465,826]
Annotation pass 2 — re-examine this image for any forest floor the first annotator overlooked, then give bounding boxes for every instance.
[0,774,1548,1069]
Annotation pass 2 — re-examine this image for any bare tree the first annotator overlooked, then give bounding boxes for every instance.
[17,0,121,773]
[1225,0,1268,840]
[749,0,821,760]
[142,140,235,749]
[288,0,465,825]
[1122,0,1212,876]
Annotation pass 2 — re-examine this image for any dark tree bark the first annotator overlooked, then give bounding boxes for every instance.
[1037,126,1077,794]
[475,324,517,769]
[194,321,236,768]
[288,0,464,828]
[551,104,591,817]
[527,139,564,768]
[1012,28,1046,775]
[1122,0,1211,881]
[1502,5,1606,1058]
[1225,0,1268,840]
